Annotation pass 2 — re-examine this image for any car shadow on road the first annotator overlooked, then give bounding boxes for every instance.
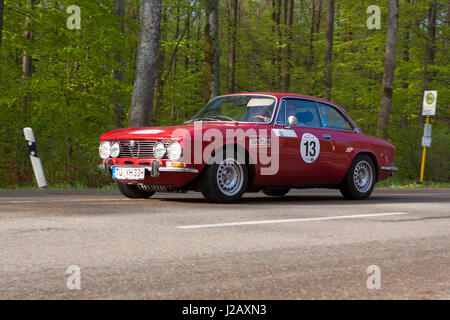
[156,193,450,205]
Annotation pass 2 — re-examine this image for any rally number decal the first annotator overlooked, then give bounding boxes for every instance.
[300,133,320,163]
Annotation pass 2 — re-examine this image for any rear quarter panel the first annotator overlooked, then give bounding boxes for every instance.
[332,131,396,184]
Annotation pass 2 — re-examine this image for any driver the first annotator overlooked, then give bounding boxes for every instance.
[247,106,271,123]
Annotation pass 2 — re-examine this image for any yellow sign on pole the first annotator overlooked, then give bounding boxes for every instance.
[420,90,437,182]
[422,91,437,116]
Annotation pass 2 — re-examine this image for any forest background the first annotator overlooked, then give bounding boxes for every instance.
[0,0,448,188]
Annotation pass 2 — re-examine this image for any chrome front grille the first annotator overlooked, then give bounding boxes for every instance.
[114,140,169,159]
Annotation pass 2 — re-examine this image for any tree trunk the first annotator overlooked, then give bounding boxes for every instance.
[400,0,412,130]
[282,0,293,92]
[204,0,220,103]
[346,14,353,53]
[376,0,399,138]
[428,0,437,64]
[227,0,238,93]
[315,0,322,34]
[170,4,181,122]
[0,0,4,51]
[194,9,201,74]
[152,2,168,125]
[173,3,180,77]
[323,0,334,100]
[270,0,276,89]
[111,0,126,127]
[307,0,316,71]
[275,0,282,90]
[23,0,33,80]
[22,0,34,109]
[252,7,262,91]
[422,0,438,93]
[129,0,162,128]
[184,6,191,70]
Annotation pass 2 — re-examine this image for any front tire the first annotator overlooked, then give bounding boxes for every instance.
[116,180,154,199]
[199,155,248,203]
[340,154,376,200]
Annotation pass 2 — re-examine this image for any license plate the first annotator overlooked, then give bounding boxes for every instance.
[112,167,145,180]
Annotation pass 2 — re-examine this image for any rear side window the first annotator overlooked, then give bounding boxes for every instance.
[317,103,353,130]
[282,99,322,127]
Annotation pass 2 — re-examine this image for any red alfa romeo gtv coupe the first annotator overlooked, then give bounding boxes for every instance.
[99,93,398,203]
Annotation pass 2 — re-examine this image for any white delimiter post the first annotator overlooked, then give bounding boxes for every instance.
[23,127,47,188]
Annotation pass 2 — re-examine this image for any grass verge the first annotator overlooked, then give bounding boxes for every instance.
[377,178,450,189]
[0,183,117,190]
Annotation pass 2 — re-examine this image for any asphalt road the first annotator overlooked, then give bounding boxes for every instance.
[0,188,449,299]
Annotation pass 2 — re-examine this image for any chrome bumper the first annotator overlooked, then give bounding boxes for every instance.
[381,166,398,176]
[158,167,199,173]
[149,159,198,178]
[99,160,199,178]
[381,166,399,171]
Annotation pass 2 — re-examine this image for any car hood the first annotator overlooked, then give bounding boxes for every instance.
[100,123,240,141]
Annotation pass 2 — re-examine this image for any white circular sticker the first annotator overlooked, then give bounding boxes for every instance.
[300,133,320,163]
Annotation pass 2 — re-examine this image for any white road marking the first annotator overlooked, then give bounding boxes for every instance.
[177,212,409,229]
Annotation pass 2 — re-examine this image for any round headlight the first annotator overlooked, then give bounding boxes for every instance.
[110,142,120,158]
[99,141,111,159]
[153,142,166,159]
[167,142,183,161]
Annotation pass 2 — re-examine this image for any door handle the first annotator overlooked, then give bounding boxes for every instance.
[322,134,331,140]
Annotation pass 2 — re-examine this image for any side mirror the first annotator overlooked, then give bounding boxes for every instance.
[287,115,298,127]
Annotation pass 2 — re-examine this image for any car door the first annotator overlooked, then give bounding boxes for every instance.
[316,102,359,184]
[272,98,334,185]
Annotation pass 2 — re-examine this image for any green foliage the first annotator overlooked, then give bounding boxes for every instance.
[0,0,448,188]
[0,0,138,187]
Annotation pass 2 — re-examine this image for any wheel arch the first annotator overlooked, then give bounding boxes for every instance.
[210,143,256,187]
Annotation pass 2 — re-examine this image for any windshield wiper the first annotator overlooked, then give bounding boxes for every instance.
[184,117,218,124]
[211,115,237,122]
[184,115,237,124]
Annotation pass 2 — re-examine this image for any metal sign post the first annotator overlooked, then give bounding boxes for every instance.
[419,91,437,183]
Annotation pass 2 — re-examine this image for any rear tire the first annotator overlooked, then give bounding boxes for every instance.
[340,154,376,200]
[263,188,291,197]
[116,180,154,199]
[199,152,248,203]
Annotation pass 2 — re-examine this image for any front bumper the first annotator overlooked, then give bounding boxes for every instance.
[99,159,198,178]
[380,166,399,177]
[147,159,198,178]
[158,167,199,173]
[381,166,399,171]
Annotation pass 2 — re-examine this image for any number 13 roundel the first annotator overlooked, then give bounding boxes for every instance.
[300,133,320,163]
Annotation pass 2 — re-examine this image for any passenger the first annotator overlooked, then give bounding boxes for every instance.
[285,101,305,126]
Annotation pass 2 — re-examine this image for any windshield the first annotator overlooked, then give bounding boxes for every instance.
[188,95,276,123]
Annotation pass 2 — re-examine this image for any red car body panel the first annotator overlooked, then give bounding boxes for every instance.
[99,92,396,189]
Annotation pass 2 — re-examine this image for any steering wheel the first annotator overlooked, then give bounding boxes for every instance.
[250,115,269,123]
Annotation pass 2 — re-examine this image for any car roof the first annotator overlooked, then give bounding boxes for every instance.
[217,92,339,107]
